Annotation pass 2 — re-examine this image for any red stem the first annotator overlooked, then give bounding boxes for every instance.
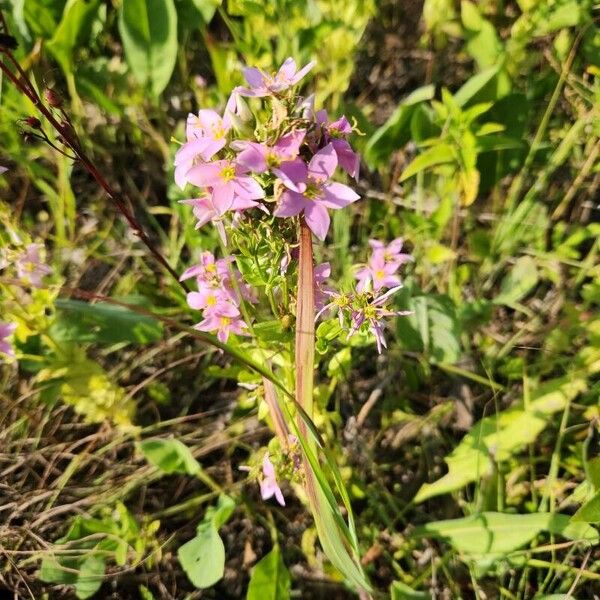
[0,44,188,293]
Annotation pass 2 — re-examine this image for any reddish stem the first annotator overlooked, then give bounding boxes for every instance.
[295,218,315,428]
[0,41,188,293]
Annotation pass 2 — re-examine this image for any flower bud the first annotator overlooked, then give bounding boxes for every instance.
[43,88,62,108]
[24,116,42,129]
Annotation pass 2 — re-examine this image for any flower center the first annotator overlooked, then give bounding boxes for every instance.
[220,316,231,327]
[220,165,236,182]
[266,152,281,168]
[374,269,385,280]
[206,295,217,306]
[304,182,321,200]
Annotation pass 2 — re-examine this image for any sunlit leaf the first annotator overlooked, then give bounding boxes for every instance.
[118,0,178,96]
[138,438,201,475]
[246,547,291,600]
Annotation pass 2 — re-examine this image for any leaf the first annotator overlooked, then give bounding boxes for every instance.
[74,555,106,599]
[461,1,504,69]
[204,494,236,529]
[396,293,462,364]
[118,0,178,97]
[246,547,291,600]
[178,524,225,589]
[390,581,431,600]
[138,438,201,475]
[51,298,163,345]
[572,490,600,523]
[416,512,598,558]
[47,0,101,74]
[453,65,500,107]
[364,85,435,168]
[493,256,538,305]
[39,554,106,600]
[400,143,456,182]
[415,376,587,502]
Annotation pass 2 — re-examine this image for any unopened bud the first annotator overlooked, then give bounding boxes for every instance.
[43,88,62,108]
[24,116,42,129]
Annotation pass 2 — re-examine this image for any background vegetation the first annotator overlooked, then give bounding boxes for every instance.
[0,0,599,598]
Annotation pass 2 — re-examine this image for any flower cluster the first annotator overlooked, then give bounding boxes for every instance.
[175,57,360,242]
[318,239,413,353]
[180,251,255,343]
[1,243,52,289]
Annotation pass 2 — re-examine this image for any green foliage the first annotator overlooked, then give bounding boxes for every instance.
[138,437,202,475]
[118,0,179,97]
[178,495,235,589]
[246,546,291,600]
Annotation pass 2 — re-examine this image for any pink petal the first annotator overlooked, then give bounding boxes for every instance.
[308,143,337,182]
[274,158,308,192]
[211,184,235,215]
[236,143,268,172]
[320,182,360,209]
[243,67,265,88]
[304,202,330,241]
[274,130,305,159]
[187,161,226,188]
[274,191,306,217]
[187,292,205,310]
[290,60,316,84]
[277,58,297,81]
[234,176,265,201]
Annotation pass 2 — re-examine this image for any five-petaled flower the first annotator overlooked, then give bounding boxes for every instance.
[15,243,52,288]
[274,144,359,241]
[238,57,315,98]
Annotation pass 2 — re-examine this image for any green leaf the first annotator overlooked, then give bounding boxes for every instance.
[204,494,236,529]
[572,490,600,523]
[390,581,431,600]
[23,0,66,38]
[400,143,455,182]
[39,554,106,600]
[453,65,500,107]
[364,85,435,168]
[415,376,587,502]
[416,511,598,558]
[178,523,225,589]
[396,294,462,364]
[493,256,538,305]
[461,1,504,69]
[138,438,201,475]
[47,0,102,74]
[75,555,106,599]
[118,0,178,96]
[52,298,163,345]
[246,547,291,600]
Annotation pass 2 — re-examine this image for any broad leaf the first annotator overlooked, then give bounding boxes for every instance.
[400,143,456,182]
[47,0,102,74]
[572,490,600,523]
[390,581,431,599]
[138,438,201,475]
[178,524,225,589]
[246,547,291,600]
[118,0,178,96]
[416,511,598,558]
[52,298,163,345]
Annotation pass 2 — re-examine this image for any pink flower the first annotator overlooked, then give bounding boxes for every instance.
[349,287,411,354]
[179,251,232,283]
[15,244,51,288]
[235,130,305,174]
[187,159,265,215]
[0,166,8,175]
[193,301,248,343]
[174,109,233,189]
[259,454,285,506]
[0,322,16,358]
[355,253,402,293]
[237,57,315,97]
[369,238,413,267]
[273,144,360,241]
[316,111,359,180]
